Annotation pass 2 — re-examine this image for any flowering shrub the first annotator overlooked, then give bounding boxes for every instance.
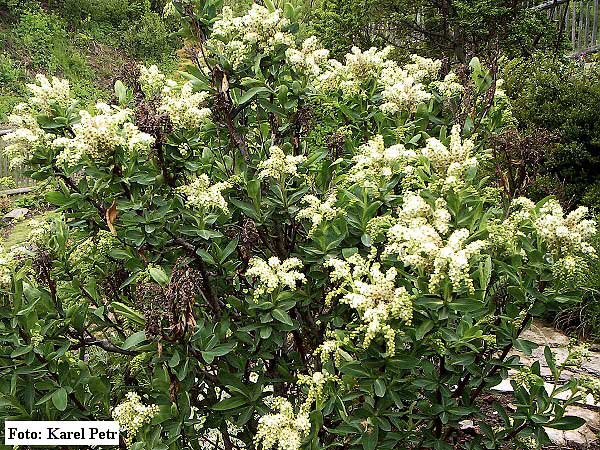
[0,1,597,449]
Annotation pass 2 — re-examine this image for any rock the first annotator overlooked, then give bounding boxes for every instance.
[545,405,600,446]
[2,208,29,222]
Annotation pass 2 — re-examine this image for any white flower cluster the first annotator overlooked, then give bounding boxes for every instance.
[112,392,160,448]
[347,135,417,188]
[257,146,305,180]
[246,256,305,299]
[255,397,310,450]
[379,55,440,114]
[139,64,167,97]
[316,49,443,114]
[52,103,154,166]
[315,338,345,365]
[177,174,230,213]
[159,81,212,130]
[533,199,596,258]
[26,74,73,114]
[316,47,393,97]
[404,55,442,82]
[208,4,294,69]
[2,106,48,168]
[433,72,464,98]
[0,246,17,288]
[422,125,478,189]
[296,192,340,235]
[296,371,338,410]
[285,36,330,76]
[325,253,412,354]
[384,192,487,293]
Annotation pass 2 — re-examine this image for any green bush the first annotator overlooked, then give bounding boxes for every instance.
[57,0,151,26]
[1,2,598,450]
[15,8,69,69]
[502,54,600,206]
[123,11,171,58]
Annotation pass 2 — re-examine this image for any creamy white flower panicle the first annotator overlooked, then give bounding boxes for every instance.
[139,64,167,97]
[405,55,442,81]
[533,199,596,257]
[26,74,73,114]
[316,49,441,114]
[246,256,305,299]
[112,392,160,448]
[347,135,417,188]
[422,125,477,189]
[177,174,230,213]
[257,146,305,180]
[255,398,310,450]
[207,4,294,69]
[159,81,212,130]
[433,72,464,98]
[285,36,330,76]
[2,105,49,168]
[325,253,412,354]
[316,47,394,97]
[52,103,154,166]
[384,192,486,293]
[297,371,338,410]
[296,192,340,235]
[429,229,488,293]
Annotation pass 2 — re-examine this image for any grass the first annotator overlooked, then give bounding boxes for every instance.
[0,1,178,122]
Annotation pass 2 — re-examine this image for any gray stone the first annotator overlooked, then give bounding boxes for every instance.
[545,405,600,446]
[2,208,29,221]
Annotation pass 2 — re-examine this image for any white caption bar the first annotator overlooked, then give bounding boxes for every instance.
[5,421,119,446]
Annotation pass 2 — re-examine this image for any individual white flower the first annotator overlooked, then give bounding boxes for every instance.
[257,146,305,180]
[177,174,230,213]
[246,256,305,299]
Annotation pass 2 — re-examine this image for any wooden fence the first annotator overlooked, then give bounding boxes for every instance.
[536,0,600,55]
[0,129,34,191]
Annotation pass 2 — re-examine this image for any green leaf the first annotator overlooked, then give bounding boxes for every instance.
[212,396,247,410]
[122,331,146,350]
[114,80,128,105]
[52,388,68,411]
[374,379,386,397]
[547,416,586,430]
[415,320,433,340]
[11,345,33,358]
[361,425,378,450]
[149,267,169,286]
[46,191,70,206]
[272,308,293,326]
[111,302,145,326]
[237,87,271,106]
